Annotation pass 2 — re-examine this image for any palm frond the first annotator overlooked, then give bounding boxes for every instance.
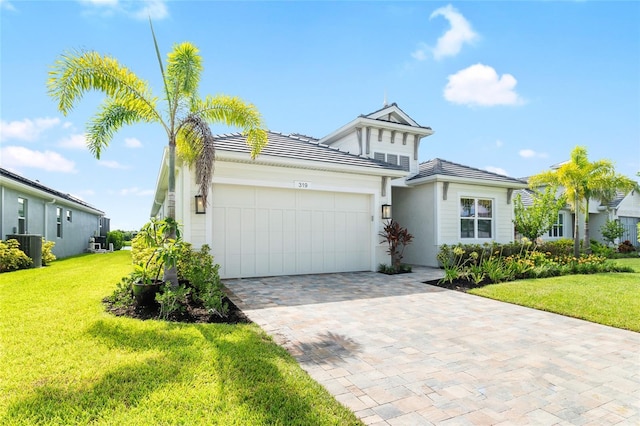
[47,50,160,123]
[196,95,268,159]
[167,42,202,99]
[178,115,215,206]
[87,99,153,159]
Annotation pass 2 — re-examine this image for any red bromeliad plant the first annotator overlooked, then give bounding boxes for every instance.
[379,220,414,272]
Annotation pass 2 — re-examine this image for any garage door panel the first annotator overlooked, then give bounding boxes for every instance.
[212,185,371,278]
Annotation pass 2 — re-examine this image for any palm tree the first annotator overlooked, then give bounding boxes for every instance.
[529,146,636,256]
[47,24,268,286]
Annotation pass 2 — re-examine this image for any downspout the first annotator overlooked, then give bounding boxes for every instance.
[1,186,4,238]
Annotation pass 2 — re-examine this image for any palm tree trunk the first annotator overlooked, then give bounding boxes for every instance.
[573,195,580,257]
[583,199,591,254]
[164,142,179,288]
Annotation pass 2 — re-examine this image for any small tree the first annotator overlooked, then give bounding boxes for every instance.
[379,220,414,272]
[600,219,625,247]
[106,230,125,251]
[513,186,566,242]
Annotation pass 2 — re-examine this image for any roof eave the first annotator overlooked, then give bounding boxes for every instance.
[319,117,434,146]
[215,151,408,178]
[406,174,529,189]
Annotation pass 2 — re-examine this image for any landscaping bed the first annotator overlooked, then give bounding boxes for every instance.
[104,294,251,324]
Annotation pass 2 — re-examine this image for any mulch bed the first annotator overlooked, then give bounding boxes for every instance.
[424,278,485,292]
[103,295,252,324]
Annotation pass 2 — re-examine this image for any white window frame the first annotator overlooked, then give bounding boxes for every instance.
[460,197,494,239]
[18,197,27,234]
[56,207,63,238]
[548,212,564,238]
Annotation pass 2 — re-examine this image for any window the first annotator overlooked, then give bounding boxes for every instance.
[66,210,72,222]
[18,198,27,234]
[374,152,386,162]
[548,213,564,238]
[56,207,63,238]
[460,198,493,239]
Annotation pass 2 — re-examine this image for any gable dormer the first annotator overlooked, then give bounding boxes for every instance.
[318,103,434,175]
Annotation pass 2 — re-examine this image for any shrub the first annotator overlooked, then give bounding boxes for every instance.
[618,240,636,253]
[42,239,56,265]
[590,240,614,258]
[0,239,32,272]
[156,284,190,320]
[182,245,228,317]
[536,239,574,257]
[106,230,125,251]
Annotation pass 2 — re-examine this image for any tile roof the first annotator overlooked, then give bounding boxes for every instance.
[608,190,627,208]
[212,131,404,172]
[0,167,105,214]
[514,189,536,207]
[407,158,528,186]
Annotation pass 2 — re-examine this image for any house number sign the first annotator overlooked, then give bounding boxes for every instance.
[294,181,311,189]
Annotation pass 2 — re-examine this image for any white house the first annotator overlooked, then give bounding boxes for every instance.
[150,104,526,278]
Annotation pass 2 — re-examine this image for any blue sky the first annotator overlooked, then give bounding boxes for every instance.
[1,0,638,231]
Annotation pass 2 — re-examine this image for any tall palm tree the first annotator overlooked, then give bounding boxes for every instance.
[529,146,636,256]
[48,24,268,286]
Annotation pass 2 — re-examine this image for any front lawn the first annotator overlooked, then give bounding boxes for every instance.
[469,258,640,332]
[0,251,361,425]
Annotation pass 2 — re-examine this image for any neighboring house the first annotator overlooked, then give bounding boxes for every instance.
[0,167,107,259]
[150,104,526,278]
[394,159,528,267]
[516,186,640,247]
[599,190,640,245]
[514,188,575,242]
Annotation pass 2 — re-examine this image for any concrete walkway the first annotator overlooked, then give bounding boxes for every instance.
[223,268,640,425]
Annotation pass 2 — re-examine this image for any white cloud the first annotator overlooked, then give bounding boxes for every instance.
[413,4,478,61]
[99,160,129,169]
[430,5,478,60]
[0,0,16,11]
[485,166,508,176]
[519,149,548,159]
[0,117,61,142]
[59,134,88,149]
[77,0,168,20]
[124,137,142,148]
[444,64,524,107]
[0,146,76,173]
[132,0,168,20]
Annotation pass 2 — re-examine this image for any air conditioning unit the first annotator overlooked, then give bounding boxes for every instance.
[7,234,43,268]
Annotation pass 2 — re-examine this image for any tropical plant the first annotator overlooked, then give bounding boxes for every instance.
[379,220,414,272]
[600,219,626,247]
[47,22,268,287]
[529,146,637,256]
[0,239,32,272]
[513,186,566,241]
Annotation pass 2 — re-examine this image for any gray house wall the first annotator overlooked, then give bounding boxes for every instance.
[1,170,105,259]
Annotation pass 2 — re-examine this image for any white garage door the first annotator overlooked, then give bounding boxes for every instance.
[211,185,372,278]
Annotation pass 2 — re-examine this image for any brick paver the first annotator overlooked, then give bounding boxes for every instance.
[224,268,640,425]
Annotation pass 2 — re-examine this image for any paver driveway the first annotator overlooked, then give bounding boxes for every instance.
[223,268,640,425]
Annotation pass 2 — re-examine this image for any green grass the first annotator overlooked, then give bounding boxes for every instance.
[0,252,361,425]
[469,258,640,332]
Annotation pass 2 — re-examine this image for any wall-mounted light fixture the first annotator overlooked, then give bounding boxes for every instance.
[195,195,206,214]
[381,204,392,220]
